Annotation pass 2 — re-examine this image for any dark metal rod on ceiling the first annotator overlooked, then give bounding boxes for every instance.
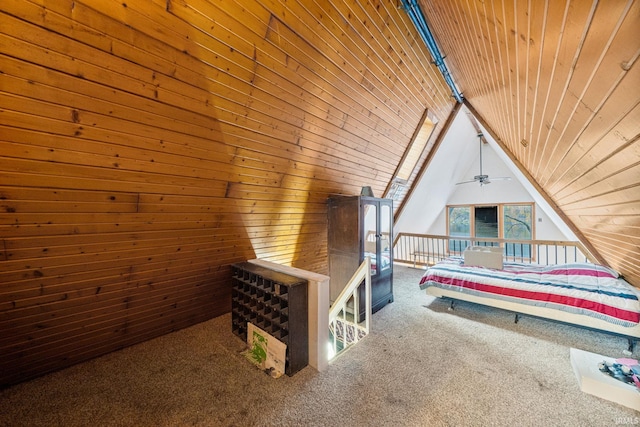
[401,0,463,103]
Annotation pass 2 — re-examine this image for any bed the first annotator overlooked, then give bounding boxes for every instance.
[419,257,640,349]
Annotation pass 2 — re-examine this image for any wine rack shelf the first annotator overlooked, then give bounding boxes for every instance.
[231,262,308,376]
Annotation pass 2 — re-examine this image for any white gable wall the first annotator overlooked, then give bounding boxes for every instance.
[395,107,577,242]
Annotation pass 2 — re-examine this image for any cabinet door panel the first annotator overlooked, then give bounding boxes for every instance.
[379,202,392,278]
[361,201,378,276]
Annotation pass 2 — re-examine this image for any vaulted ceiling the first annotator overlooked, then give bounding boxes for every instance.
[415,0,639,285]
[0,0,638,386]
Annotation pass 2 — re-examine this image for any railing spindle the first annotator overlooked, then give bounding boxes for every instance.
[392,233,595,267]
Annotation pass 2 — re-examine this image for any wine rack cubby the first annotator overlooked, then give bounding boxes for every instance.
[231,262,308,376]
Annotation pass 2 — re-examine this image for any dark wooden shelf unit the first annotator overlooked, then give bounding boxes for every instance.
[231,262,308,376]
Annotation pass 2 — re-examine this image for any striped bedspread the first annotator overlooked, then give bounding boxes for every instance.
[419,257,640,327]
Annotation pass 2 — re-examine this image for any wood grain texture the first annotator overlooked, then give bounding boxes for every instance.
[420,0,640,286]
[2,0,636,387]
[0,0,454,386]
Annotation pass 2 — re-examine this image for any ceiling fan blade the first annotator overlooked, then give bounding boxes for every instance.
[455,179,478,185]
[489,176,511,181]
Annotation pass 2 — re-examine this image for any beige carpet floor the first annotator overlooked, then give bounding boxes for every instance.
[1,265,639,426]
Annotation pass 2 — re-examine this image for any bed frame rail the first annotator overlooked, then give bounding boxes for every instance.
[441,296,638,354]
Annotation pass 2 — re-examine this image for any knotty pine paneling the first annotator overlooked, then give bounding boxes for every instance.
[0,0,454,386]
[420,0,640,286]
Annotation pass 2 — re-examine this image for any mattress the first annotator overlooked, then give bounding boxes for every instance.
[419,257,640,328]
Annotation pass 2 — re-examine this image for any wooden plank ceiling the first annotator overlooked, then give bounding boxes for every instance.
[0,0,637,387]
[419,0,639,285]
[0,0,454,386]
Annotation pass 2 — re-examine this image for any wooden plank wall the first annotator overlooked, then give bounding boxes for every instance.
[0,0,455,386]
[421,0,640,286]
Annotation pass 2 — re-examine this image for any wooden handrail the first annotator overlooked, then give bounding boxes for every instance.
[393,233,597,266]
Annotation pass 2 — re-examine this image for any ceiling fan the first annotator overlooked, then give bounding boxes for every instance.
[456,133,511,187]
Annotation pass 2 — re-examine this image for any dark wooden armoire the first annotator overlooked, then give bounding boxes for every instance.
[327,195,394,318]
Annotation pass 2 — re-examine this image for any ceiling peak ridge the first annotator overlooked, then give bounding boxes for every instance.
[400,0,464,103]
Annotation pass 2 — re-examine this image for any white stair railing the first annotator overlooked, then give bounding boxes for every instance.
[328,257,372,361]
